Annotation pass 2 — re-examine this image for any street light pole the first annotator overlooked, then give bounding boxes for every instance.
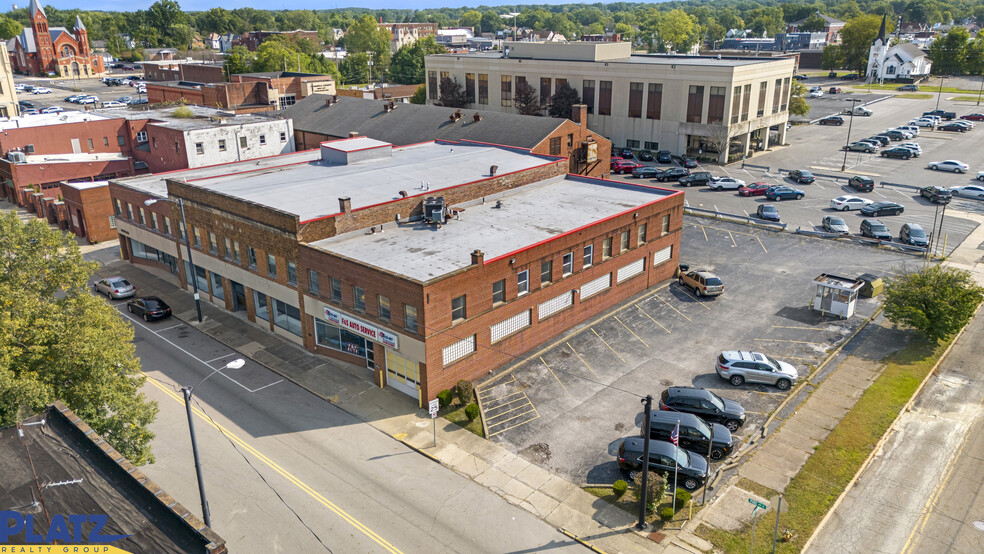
[977,74,983,106]
[145,197,202,322]
[935,75,945,111]
[637,395,653,530]
[181,358,244,529]
[841,98,858,172]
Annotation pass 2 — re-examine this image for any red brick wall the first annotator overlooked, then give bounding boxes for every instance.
[144,125,190,173]
[530,118,611,178]
[0,119,131,157]
[61,184,117,243]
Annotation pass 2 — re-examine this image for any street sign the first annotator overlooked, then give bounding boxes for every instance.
[748,498,767,510]
[428,399,439,418]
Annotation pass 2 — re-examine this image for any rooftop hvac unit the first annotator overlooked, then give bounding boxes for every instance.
[7,151,26,163]
[423,196,446,224]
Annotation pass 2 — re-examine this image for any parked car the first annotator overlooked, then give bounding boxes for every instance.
[919,186,951,204]
[678,269,724,297]
[682,157,699,169]
[844,141,877,153]
[117,96,134,103]
[619,148,634,159]
[738,183,771,197]
[896,125,920,136]
[644,410,734,461]
[828,86,842,94]
[94,277,136,299]
[848,176,875,192]
[40,106,63,114]
[808,89,824,98]
[865,135,891,146]
[788,169,815,183]
[860,201,905,216]
[612,160,644,174]
[126,296,172,321]
[883,130,909,141]
[881,147,914,159]
[656,150,672,163]
[765,186,804,201]
[949,120,974,129]
[899,223,928,247]
[21,85,34,92]
[929,160,969,173]
[842,73,860,79]
[677,171,712,187]
[978,171,984,182]
[855,139,881,149]
[819,116,844,126]
[18,100,35,109]
[638,149,654,161]
[898,142,922,155]
[830,195,873,211]
[659,386,746,432]
[939,122,969,132]
[65,94,83,103]
[793,74,809,81]
[617,437,709,490]
[961,113,984,121]
[657,167,689,181]
[756,204,780,221]
[923,109,956,121]
[13,83,25,91]
[716,351,798,390]
[631,166,662,179]
[909,118,936,128]
[78,96,98,104]
[860,219,892,240]
[897,84,919,91]
[32,87,51,94]
[21,109,38,115]
[949,185,984,199]
[822,215,850,234]
[844,106,873,117]
[708,176,746,191]
[101,101,127,109]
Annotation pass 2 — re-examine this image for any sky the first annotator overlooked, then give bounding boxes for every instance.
[39,0,601,12]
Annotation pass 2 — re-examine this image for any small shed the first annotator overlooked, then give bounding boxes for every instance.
[812,274,864,318]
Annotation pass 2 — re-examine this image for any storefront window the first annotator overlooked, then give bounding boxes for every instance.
[273,299,302,336]
[315,318,368,357]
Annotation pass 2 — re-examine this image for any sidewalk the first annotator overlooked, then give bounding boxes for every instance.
[95,259,663,554]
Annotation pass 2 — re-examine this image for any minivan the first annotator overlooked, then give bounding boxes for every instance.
[644,411,734,461]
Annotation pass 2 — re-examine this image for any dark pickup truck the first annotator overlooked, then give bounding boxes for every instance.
[923,109,956,121]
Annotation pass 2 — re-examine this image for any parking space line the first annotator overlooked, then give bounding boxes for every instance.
[755,235,768,253]
[479,388,525,403]
[614,315,649,348]
[874,190,887,198]
[637,306,671,334]
[567,342,599,379]
[655,295,692,321]
[485,398,534,419]
[539,356,572,396]
[771,325,823,330]
[753,338,817,344]
[157,323,184,332]
[488,408,540,437]
[727,230,737,248]
[701,225,708,241]
[590,328,627,363]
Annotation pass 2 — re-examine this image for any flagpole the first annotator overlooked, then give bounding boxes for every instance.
[672,420,679,512]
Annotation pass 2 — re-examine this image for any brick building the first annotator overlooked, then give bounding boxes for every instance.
[9,0,104,77]
[109,138,682,404]
[283,95,611,178]
[142,61,225,83]
[148,72,335,112]
[61,180,115,243]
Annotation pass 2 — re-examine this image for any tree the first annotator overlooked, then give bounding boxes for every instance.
[634,470,667,515]
[146,0,186,47]
[840,15,892,75]
[389,36,446,85]
[344,15,392,76]
[0,16,20,40]
[788,80,810,116]
[965,37,984,75]
[0,213,158,465]
[883,266,984,343]
[928,27,971,74]
[340,51,369,84]
[438,76,469,108]
[798,12,829,33]
[513,81,540,115]
[748,7,785,37]
[458,10,482,31]
[821,44,844,71]
[224,45,254,75]
[410,84,426,104]
[659,9,698,52]
[548,82,582,119]
[481,10,503,33]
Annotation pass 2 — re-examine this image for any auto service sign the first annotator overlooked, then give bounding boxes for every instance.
[325,308,398,349]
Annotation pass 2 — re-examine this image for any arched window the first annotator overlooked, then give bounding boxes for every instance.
[61,45,74,58]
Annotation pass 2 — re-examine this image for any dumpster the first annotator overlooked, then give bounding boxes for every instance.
[857,273,884,298]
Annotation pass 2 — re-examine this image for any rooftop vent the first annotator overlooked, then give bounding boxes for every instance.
[423,196,446,224]
[324,95,339,107]
[450,109,463,122]
[473,113,482,122]
[490,164,498,177]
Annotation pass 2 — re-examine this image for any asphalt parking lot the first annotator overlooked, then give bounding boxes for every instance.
[15,74,146,112]
[476,218,913,486]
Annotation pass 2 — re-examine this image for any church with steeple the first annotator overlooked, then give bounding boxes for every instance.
[866,14,931,82]
[8,0,104,77]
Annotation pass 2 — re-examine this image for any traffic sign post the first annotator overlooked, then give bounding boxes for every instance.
[428,399,440,446]
[748,498,766,554]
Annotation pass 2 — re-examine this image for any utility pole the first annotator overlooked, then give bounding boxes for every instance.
[636,395,653,530]
[840,98,858,171]
[367,51,374,86]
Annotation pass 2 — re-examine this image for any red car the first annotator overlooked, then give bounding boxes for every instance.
[828,87,842,94]
[739,183,772,197]
[961,113,984,121]
[611,160,644,174]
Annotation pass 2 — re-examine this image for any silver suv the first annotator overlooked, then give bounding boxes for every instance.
[716,351,798,390]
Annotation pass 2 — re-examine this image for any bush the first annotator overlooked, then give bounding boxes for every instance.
[659,506,675,522]
[464,403,480,420]
[455,380,474,404]
[634,471,666,515]
[674,489,691,511]
[172,105,194,118]
[612,479,628,499]
[436,389,453,408]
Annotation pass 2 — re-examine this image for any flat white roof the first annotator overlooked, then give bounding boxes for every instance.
[26,152,127,164]
[119,141,556,222]
[62,180,109,191]
[324,136,390,152]
[0,112,110,130]
[310,176,677,282]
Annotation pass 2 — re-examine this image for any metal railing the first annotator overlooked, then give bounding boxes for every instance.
[684,205,787,230]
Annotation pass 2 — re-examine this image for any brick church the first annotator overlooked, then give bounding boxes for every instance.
[9,0,104,77]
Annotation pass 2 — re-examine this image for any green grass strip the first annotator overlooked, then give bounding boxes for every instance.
[895,93,934,99]
[950,96,984,102]
[698,333,948,553]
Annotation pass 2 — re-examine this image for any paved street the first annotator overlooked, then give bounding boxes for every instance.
[110,295,585,553]
[806,304,984,554]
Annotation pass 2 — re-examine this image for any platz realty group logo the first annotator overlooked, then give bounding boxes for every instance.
[1,510,132,553]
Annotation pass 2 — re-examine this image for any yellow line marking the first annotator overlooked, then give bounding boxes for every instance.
[727,230,737,248]
[141,371,403,554]
[481,369,517,387]
[488,409,540,437]
[901,397,984,554]
[483,394,531,411]
[756,236,768,253]
[753,338,817,344]
[481,389,526,404]
[567,342,599,378]
[485,401,535,421]
[637,306,671,334]
[539,356,572,396]
[701,225,708,241]
[655,295,692,321]
[771,325,823,330]
[614,315,650,348]
[591,328,627,363]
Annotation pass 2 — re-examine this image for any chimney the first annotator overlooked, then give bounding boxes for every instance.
[473,112,482,122]
[571,104,587,125]
[490,164,498,176]
[338,197,351,213]
[471,250,484,265]
[349,132,359,138]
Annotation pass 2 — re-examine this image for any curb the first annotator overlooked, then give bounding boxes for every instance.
[558,527,611,554]
[394,438,444,465]
[801,302,984,551]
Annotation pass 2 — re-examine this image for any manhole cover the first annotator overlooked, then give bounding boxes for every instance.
[519,443,551,464]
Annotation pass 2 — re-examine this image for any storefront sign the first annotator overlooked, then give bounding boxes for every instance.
[325,307,398,349]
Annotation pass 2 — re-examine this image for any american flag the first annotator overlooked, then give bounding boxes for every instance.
[671,421,679,446]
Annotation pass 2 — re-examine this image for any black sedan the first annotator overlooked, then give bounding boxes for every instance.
[619,148,634,159]
[617,438,709,491]
[938,123,968,132]
[631,166,662,179]
[656,167,689,181]
[819,116,844,126]
[682,157,699,168]
[860,201,904,216]
[638,150,654,161]
[881,147,914,159]
[126,296,173,321]
[788,169,815,184]
[656,150,672,163]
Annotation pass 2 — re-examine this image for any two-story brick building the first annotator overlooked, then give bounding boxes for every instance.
[147,72,336,113]
[109,138,682,404]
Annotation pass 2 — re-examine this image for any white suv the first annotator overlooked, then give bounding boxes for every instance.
[716,351,798,390]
